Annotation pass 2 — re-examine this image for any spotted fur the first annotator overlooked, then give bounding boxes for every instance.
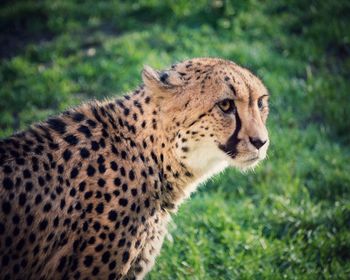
[0,58,269,279]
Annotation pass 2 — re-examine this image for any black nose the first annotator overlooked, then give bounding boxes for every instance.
[249,137,267,150]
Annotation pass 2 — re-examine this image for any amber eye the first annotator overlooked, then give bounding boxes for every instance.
[218,99,236,114]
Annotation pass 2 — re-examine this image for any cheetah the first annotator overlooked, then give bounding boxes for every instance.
[0,57,269,279]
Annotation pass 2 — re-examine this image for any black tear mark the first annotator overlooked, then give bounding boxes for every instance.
[219,110,241,158]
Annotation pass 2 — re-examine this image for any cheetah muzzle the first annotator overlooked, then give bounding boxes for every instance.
[0,57,269,279]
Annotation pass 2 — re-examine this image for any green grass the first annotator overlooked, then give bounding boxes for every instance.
[1,0,349,279]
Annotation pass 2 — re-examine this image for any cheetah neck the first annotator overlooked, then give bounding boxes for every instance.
[105,88,224,211]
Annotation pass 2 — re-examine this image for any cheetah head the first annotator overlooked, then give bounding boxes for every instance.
[142,58,269,176]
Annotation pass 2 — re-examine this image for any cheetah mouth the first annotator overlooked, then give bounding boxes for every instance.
[243,156,259,163]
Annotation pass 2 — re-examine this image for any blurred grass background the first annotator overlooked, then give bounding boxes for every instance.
[0,0,350,279]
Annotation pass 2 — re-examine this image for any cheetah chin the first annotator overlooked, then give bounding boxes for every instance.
[0,57,269,279]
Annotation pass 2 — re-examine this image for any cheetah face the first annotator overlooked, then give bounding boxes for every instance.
[143,58,269,175]
[214,89,269,171]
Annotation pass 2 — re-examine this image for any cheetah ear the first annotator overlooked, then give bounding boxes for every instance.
[142,65,183,100]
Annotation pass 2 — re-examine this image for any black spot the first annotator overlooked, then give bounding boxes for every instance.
[88,236,96,245]
[0,222,5,235]
[94,155,103,164]
[92,267,100,276]
[49,142,59,150]
[119,198,128,207]
[47,118,66,134]
[43,203,52,212]
[122,216,129,227]
[101,251,111,264]
[109,260,116,270]
[108,210,118,221]
[97,178,106,188]
[141,170,147,178]
[3,165,12,174]
[15,238,25,252]
[118,238,126,247]
[77,125,92,138]
[26,215,34,226]
[12,214,20,225]
[64,134,79,145]
[38,176,45,186]
[121,150,127,159]
[84,255,93,267]
[87,119,97,128]
[2,201,11,215]
[18,193,27,206]
[80,148,90,158]
[95,244,103,252]
[23,169,32,179]
[95,203,104,214]
[129,170,135,181]
[87,165,96,176]
[98,164,106,174]
[114,177,121,186]
[70,168,79,179]
[104,193,111,202]
[25,182,35,197]
[151,151,158,164]
[70,188,76,197]
[110,161,118,171]
[72,112,85,122]
[3,177,14,190]
[57,256,67,272]
[99,138,106,148]
[60,199,66,209]
[131,188,137,196]
[5,236,12,247]
[111,145,118,155]
[84,191,93,199]
[142,183,147,193]
[122,251,130,263]
[79,181,86,192]
[144,198,150,208]
[120,167,126,176]
[63,149,72,161]
[91,141,99,151]
[39,219,48,231]
[95,191,102,198]
[35,194,42,205]
[28,233,36,243]
[57,164,64,174]
[16,157,25,165]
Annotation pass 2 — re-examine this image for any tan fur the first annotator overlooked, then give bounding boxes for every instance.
[0,57,269,279]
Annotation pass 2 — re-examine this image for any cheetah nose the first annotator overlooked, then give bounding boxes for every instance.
[249,137,267,150]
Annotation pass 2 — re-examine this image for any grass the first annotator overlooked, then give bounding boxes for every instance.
[1,0,350,279]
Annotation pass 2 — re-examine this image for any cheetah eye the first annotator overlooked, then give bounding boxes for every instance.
[257,97,264,110]
[218,99,236,114]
